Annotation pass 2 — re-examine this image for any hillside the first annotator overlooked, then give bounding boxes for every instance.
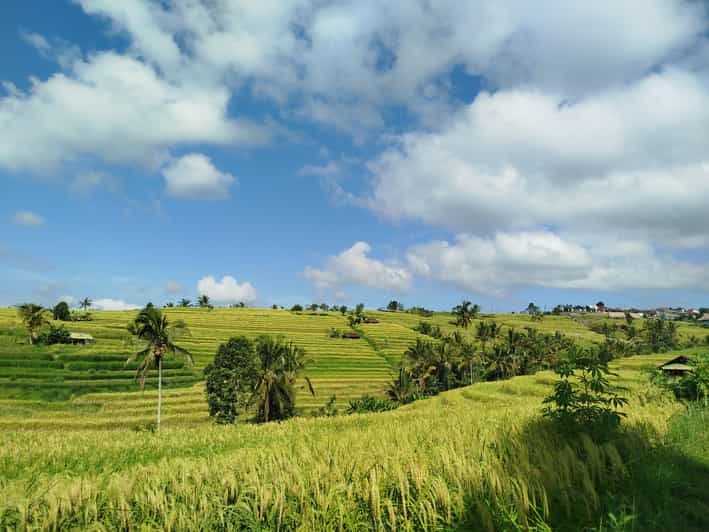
[1,351,706,530]
[0,307,706,431]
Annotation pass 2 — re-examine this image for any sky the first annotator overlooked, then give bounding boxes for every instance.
[2,0,709,312]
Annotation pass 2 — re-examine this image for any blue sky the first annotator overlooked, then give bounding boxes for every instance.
[2,1,709,312]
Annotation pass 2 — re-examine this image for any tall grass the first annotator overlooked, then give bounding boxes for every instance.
[0,365,689,530]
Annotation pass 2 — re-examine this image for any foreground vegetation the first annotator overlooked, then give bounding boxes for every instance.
[0,352,706,530]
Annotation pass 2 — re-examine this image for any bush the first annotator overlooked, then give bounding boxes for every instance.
[204,337,259,424]
[650,354,709,403]
[543,346,628,438]
[346,395,397,414]
[36,324,71,345]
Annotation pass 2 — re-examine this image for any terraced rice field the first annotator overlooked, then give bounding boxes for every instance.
[1,307,706,431]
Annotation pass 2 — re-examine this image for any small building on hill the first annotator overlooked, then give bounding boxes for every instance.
[69,332,94,345]
[658,355,695,377]
[698,313,709,326]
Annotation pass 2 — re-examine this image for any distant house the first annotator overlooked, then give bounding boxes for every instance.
[607,311,626,319]
[698,313,709,326]
[69,332,94,345]
[629,312,644,319]
[658,355,695,377]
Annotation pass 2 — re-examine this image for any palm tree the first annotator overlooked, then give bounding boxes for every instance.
[452,300,479,329]
[198,294,210,308]
[403,339,437,393]
[16,303,50,344]
[127,306,192,431]
[252,336,314,423]
[178,298,191,308]
[386,367,418,404]
[459,341,481,385]
[80,297,92,312]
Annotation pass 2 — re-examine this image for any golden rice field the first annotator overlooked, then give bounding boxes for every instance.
[0,351,701,530]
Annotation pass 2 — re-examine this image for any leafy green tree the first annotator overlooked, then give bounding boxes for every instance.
[198,294,210,308]
[252,336,314,422]
[52,301,71,321]
[355,303,365,315]
[204,337,259,424]
[178,298,191,308]
[127,306,192,431]
[459,341,482,385]
[37,323,71,345]
[339,305,348,315]
[319,303,329,312]
[452,300,479,328]
[80,298,92,312]
[387,300,400,311]
[543,345,628,437]
[164,302,175,308]
[291,304,303,312]
[17,303,50,344]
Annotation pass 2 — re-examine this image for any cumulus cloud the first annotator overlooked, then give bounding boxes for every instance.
[368,69,709,244]
[162,153,236,199]
[13,211,44,226]
[197,275,258,304]
[408,232,709,295]
[304,242,411,293]
[92,298,141,311]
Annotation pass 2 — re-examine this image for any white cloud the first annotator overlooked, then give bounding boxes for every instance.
[13,211,45,226]
[58,295,77,306]
[162,153,236,199]
[165,280,183,294]
[407,232,709,295]
[368,69,709,243]
[92,298,141,311]
[197,275,258,304]
[304,241,411,293]
[0,51,264,172]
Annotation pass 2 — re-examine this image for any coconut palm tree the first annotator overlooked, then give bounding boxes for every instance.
[251,336,314,423]
[452,300,479,329]
[80,297,92,312]
[198,294,210,308]
[459,341,481,385]
[178,298,191,308]
[385,368,418,404]
[16,303,50,344]
[127,305,192,431]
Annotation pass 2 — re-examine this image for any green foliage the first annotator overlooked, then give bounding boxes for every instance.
[179,298,191,307]
[385,368,419,404]
[204,337,259,424]
[650,353,709,404]
[314,394,339,417]
[290,304,303,312]
[543,346,628,437]
[36,324,71,345]
[642,319,679,352]
[252,336,314,423]
[198,294,211,308]
[52,301,71,321]
[386,300,403,311]
[79,298,92,311]
[451,300,479,328]
[346,395,397,414]
[413,320,442,338]
[16,303,50,344]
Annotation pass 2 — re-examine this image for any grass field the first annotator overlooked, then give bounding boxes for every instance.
[0,350,707,530]
[0,307,707,529]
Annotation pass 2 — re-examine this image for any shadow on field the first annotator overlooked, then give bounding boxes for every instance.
[456,406,709,532]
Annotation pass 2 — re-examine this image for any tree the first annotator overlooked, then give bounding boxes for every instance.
[178,298,191,308]
[204,337,259,424]
[339,305,348,315]
[459,341,481,385]
[355,303,365,315]
[80,298,92,312]
[164,302,175,308]
[127,306,192,431]
[543,345,628,437]
[291,304,303,312]
[17,303,50,344]
[319,303,329,312]
[198,294,210,308]
[52,301,71,321]
[252,336,314,422]
[452,300,479,329]
[385,368,418,404]
[526,302,540,315]
[387,300,400,311]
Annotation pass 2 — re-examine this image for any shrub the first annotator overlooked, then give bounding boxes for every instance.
[543,346,628,438]
[346,395,397,414]
[36,324,71,345]
[327,328,342,338]
[650,354,709,404]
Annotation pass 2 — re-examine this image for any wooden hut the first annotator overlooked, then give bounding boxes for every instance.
[658,355,695,377]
